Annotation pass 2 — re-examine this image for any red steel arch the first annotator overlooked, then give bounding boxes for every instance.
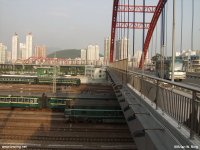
[110,0,119,63]
[110,0,167,67]
[139,0,167,68]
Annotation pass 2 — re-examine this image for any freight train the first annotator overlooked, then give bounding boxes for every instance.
[0,75,81,86]
[64,99,125,123]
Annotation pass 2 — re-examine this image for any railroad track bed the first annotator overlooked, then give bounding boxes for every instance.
[0,125,130,133]
[0,109,136,149]
[0,134,132,142]
[0,129,130,138]
[0,139,137,150]
[0,84,115,93]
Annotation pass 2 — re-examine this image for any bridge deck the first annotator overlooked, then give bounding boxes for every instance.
[107,68,200,150]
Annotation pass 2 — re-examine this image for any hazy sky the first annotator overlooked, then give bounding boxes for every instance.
[0,0,199,55]
[0,0,113,53]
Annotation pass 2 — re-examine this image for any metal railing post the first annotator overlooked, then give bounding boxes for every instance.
[190,91,197,139]
[155,80,159,109]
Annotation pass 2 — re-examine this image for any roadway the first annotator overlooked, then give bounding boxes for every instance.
[133,69,200,89]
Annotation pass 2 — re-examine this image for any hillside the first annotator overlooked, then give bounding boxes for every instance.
[48,49,103,59]
[48,49,81,59]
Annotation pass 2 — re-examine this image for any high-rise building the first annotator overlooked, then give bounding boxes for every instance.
[12,33,19,62]
[0,43,7,64]
[26,32,33,59]
[86,44,99,61]
[121,37,128,60]
[115,40,121,61]
[115,37,128,60]
[104,37,110,65]
[81,49,86,60]
[19,43,26,60]
[6,51,12,63]
[34,45,46,57]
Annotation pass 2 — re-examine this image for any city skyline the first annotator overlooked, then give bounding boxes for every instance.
[0,0,199,56]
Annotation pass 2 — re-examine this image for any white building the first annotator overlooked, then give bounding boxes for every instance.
[85,65,106,80]
[121,37,128,60]
[181,49,197,57]
[26,32,33,59]
[115,37,128,61]
[12,33,19,62]
[115,40,120,61]
[0,43,7,64]
[104,37,110,65]
[86,44,99,64]
[6,51,12,63]
[132,50,149,67]
[19,43,26,60]
[81,49,86,60]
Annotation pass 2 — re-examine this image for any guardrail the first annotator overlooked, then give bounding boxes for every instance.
[109,60,200,139]
[187,72,200,79]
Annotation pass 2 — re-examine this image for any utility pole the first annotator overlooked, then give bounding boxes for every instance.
[53,53,57,94]
[171,0,176,82]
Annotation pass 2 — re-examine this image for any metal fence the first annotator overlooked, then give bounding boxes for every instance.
[109,60,200,139]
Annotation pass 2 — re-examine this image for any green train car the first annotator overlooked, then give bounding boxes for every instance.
[0,75,37,84]
[0,96,39,108]
[0,75,81,86]
[48,98,72,111]
[38,77,81,86]
[64,99,125,123]
[0,96,70,111]
[65,108,125,123]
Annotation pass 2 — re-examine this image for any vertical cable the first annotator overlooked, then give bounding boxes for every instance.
[180,0,183,55]
[160,4,165,79]
[191,0,194,52]
[151,32,154,60]
[155,26,158,55]
[142,0,145,71]
[165,2,168,59]
[126,0,130,82]
[119,0,122,61]
[189,0,194,71]
[133,0,135,61]
[123,0,126,60]
[171,0,176,82]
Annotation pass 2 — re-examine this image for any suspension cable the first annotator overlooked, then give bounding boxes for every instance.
[180,0,183,55]
[191,0,194,52]
[123,0,126,60]
[160,3,165,79]
[126,0,130,82]
[155,26,158,55]
[127,0,129,60]
[165,2,168,59]
[142,0,145,70]
[133,0,136,66]
[151,30,154,60]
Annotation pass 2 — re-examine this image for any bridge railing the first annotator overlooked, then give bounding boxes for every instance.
[109,61,200,139]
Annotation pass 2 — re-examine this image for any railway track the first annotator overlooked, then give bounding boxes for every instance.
[0,134,133,143]
[0,126,130,133]
[0,109,136,149]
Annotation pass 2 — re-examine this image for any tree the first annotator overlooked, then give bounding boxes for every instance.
[151,53,165,64]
